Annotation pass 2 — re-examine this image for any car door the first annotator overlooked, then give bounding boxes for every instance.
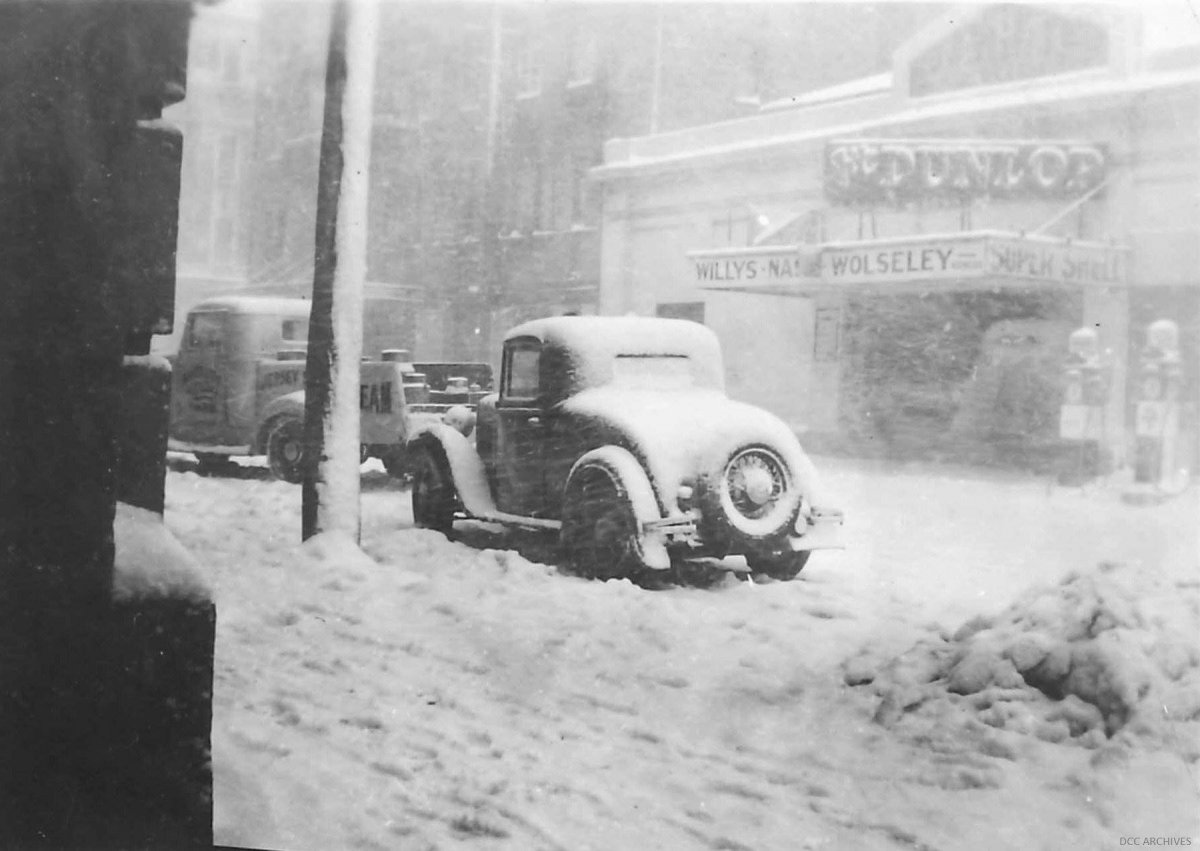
[495,336,551,516]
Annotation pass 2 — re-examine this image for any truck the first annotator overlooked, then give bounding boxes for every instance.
[167,296,492,482]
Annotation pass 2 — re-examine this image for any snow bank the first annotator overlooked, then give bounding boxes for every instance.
[849,561,1200,758]
[113,501,211,602]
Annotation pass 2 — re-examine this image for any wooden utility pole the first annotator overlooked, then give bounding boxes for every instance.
[480,2,504,359]
[302,0,379,542]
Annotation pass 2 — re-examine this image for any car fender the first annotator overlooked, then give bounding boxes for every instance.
[566,446,670,571]
[257,390,306,451]
[409,422,498,517]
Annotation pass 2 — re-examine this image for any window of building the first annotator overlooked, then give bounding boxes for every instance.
[514,165,538,233]
[192,34,219,73]
[215,134,239,185]
[221,39,243,84]
[264,208,287,261]
[516,41,542,98]
[814,306,840,362]
[567,30,598,86]
[538,169,555,232]
[569,165,586,226]
[710,211,754,248]
[212,198,237,266]
[210,133,240,268]
[656,302,705,324]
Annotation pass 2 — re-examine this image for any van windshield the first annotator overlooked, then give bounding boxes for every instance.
[185,312,225,349]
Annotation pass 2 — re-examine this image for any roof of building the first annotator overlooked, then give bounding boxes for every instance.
[760,72,893,114]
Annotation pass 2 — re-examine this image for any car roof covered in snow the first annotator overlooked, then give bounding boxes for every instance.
[505,315,719,358]
[504,315,724,394]
[188,296,311,317]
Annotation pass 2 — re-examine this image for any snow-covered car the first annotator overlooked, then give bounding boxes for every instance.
[406,315,842,580]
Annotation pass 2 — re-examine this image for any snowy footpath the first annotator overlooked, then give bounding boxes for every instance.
[161,457,1200,851]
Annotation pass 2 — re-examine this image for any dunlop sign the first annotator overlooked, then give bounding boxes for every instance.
[824,139,1108,205]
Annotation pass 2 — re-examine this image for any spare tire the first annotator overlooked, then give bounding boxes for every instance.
[699,444,801,544]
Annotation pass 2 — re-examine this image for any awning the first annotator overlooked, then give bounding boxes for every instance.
[691,230,1131,296]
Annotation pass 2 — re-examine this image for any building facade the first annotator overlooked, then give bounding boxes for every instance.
[593,5,1199,469]
[208,2,938,363]
[162,0,261,351]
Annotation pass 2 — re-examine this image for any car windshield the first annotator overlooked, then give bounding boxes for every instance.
[610,354,694,390]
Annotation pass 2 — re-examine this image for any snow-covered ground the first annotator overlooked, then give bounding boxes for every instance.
[162,456,1200,851]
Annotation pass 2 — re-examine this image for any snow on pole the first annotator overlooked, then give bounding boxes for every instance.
[302,0,378,543]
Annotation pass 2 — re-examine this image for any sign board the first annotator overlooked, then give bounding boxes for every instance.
[692,251,820,288]
[691,232,1129,292]
[824,139,1107,206]
[1059,404,1102,441]
[985,237,1127,288]
[822,239,985,286]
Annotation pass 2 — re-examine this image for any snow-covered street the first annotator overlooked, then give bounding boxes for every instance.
[163,457,1200,851]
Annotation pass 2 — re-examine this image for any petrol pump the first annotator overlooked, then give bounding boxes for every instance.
[1132,319,1184,488]
[1058,326,1108,483]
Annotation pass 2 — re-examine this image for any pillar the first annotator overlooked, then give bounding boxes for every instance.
[0,3,214,846]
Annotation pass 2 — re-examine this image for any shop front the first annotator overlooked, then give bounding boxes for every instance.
[593,5,1198,472]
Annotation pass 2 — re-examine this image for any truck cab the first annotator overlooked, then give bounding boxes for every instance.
[168,296,493,482]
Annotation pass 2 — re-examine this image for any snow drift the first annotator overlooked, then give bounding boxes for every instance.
[849,560,1200,760]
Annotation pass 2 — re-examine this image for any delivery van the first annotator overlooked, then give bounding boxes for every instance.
[167,296,491,482]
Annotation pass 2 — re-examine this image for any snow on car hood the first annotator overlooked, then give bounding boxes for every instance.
[561,386,828,508]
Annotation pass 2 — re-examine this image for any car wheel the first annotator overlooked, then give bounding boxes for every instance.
[382,446,411,481]
[561,468,641,581]
[410,447,456,533]
[266,417,305,484]
[745,549,810,581]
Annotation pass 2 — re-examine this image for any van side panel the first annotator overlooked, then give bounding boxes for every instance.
[359,362,409,445]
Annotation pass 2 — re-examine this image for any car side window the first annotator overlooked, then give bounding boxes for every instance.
[503,339,541,401]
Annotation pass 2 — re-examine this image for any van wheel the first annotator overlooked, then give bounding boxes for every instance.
[410,447,456,533]
[195,453,232,474]
[560,468,641,581]
[266,417,305,484]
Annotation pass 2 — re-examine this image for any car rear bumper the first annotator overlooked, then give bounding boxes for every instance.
[789,507,844,551]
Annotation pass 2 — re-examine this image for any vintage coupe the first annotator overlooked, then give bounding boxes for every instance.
[406,315,843,580]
